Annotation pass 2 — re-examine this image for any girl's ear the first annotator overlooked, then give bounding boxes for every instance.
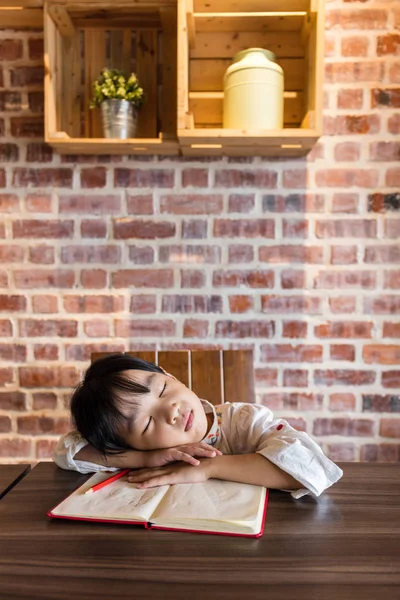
[159,366,177,380]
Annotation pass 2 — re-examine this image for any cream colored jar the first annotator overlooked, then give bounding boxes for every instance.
[223,48,284,130]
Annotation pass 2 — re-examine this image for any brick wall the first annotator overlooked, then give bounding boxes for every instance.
[0,0,399,465]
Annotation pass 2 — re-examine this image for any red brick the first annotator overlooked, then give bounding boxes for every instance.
[365,245,400,264]
[29,246,55,264]
[368,193,400,213]
[255,368,278,386]
[229,295,253,313]
[332,193,359,213]
[371,88,400,109]
[84,319,110,337]
[282,169,308,189]
[32,392,57,410]
[325,35,335,57]
[259,245,323,264]
[0,143,19,162]
[337,89,364,109]
[112,269,174,288]
[34,344,59,360]
[12,168,73,188]
[160,194,223,215]
[114,219,175,240]
[10,117,44,138]
[383,322,400,338]
[214,219,274,238]
[0,391,26,411]
[214,169,277,188]
[182,219,208,239]
[63,295,124,313]
[0,320,12,336]
[228,245,254,263]
[61,245,120,264]
[380,419,400,438]
[364,295,400,313]
[330,393,356,411]
[382,371,400,388]
[384,271,400,289]
[330,344,355,361]
[314,417,375,436]
[262,193,325,213]
[0,368,13,385]
[130,295,157,314]
[325,115,380,136]
[81,219,107,238]
[282,219,308,238]
[17,416,71,436]
[386,168,400,187]
[0,91,19,111]
[281,269,306,289]
[283,369,308,387]
[10,66,44,86]
[282,320,307,338]
[361,444,400,462]
[326,9,388,30]
[260,393,322,411]
[183,319,209,338]
[334,142,361,161]
[19,319,78,338]
[26,143,53,163]
[260,344,322,363]
[327,443,357,462]
[28,38,44,59]
[81,269,107,289]
[36,440,59,459]
[32,295,58,314]
[25,193,52,213]
[13,219,73,239]
[325,62,383,83]
[19,366,80,387]
[115,168,174,188]
[316,168,379,188]
[261,295,321,314]
[377,34,400,56]
[0,439,32,458]
[115,319,175,337]
[0,295,27,311]
[59,194,121,214]
[389,63,400,84]
[331,245,358,264]
[28,91,44,113]
[363,345,400,365]
[388,114,400,134]
[0,245,24,262]
[0,194,18,212]
[363,394,400,413]
[213,270,274,288]
[314,369,375,386]
[65,344,125,362]
[315,270,376,289]
[80,167,107,188]
[341,36,369,57]
[228,193,255,213]
[180,269,206,288]
[163,295,222,313]
[215,320,275,338]
[129,246,154,264]
[370,142,400,161]
[0,39,23,60]
[182,168,208,187]
[0,170,5,188]
[0,416,11,433]
[126,194,154,215]
[160,245,220,264]
[316,322,372,338]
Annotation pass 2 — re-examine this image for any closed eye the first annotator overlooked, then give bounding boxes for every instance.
[143,417,152,434]
[160,382,167,397]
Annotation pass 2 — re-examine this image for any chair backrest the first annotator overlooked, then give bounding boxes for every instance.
[91,349,255,406]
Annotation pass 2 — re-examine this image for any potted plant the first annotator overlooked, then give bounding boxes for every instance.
[90,68,145,139]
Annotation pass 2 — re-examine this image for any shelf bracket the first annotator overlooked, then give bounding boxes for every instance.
[48,3,75,38]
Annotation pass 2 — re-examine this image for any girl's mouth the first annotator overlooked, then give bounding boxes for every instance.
[185,410,194,432]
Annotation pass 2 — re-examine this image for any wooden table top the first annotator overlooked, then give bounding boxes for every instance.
[0,462,399,600]
[0,464,31,500]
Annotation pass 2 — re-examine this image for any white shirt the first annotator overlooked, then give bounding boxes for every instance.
[53,400,343,499]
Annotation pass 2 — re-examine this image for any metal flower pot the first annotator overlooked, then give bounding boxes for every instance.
[100,99,138,139]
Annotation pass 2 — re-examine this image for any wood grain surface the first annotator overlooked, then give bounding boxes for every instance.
[0,462,399,600]
[0,464,31,500]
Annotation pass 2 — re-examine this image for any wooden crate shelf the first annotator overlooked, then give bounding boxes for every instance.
[178,0,324,157]
[44,0,179,155]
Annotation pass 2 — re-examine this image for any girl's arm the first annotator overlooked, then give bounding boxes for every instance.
[74,445,148,469]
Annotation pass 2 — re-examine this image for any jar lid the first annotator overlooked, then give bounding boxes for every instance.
[233,48,277,64]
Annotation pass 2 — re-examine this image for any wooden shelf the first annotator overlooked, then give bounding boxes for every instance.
[177,0,325,157]
[44,0,178,155]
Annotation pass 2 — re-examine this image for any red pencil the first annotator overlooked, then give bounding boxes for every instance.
[84,468,130,495]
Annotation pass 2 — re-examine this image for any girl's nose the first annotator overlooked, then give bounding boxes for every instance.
[166,402,179,425]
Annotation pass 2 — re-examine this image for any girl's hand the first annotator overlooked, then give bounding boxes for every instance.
[144,443,222,468]
[128,460,212,488]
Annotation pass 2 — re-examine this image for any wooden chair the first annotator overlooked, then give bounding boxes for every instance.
[91,350,255,406]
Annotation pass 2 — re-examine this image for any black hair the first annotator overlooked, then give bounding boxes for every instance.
[70,353,164,456]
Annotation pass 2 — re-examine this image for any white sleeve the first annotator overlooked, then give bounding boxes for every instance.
[53,431,119,475]
[225,403,343,499]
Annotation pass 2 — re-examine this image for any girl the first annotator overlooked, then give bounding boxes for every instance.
[54,353,343,498]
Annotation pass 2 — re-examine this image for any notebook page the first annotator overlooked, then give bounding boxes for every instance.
[151,479,265,525]
[51,472,169,522]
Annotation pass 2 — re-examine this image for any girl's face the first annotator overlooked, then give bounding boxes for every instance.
[117,370,209,451]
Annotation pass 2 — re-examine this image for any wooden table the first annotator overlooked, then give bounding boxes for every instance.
[0,462,399,600]
[0,464,31,500]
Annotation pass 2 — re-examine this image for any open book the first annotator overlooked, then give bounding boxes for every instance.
[48,471,268,537]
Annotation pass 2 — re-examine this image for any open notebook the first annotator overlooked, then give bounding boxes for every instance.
[48,471,268,537]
